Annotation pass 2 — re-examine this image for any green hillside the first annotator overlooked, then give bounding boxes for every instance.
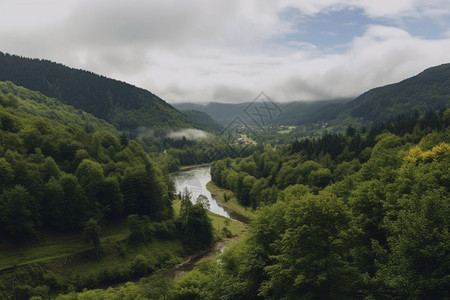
[0,52,193,132]
[0,80,118,134]
[291,64,450,128]
[274,99,351,125]
[0,89,174,239]
[314,63,450,131]
[174,100,350,127]
[180,109,223,133]
[174,102,250,126]
[346,63,450,122]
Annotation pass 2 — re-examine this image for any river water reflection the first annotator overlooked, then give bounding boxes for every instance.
[172,166,230,218]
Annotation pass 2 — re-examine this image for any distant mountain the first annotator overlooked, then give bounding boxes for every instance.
[173,99,350,127]
[173,102,250,126]
[184,64,450,132]
[180,110,223,133]
[0,52,194,133]
[271,99,351,126]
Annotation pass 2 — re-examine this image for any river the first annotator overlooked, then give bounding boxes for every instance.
[172,166,230,218]
[172,165,248,278]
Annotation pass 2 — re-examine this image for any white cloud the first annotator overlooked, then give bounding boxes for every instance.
[1,0,450,103]
[280,0,450,19]
[264,25,450,101]
[166,128,212,140]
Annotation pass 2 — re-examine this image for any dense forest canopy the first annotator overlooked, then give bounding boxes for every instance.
[0,81,118,134]
[0,88,175,240]
[200,109,450,299]
[179,109,223,134]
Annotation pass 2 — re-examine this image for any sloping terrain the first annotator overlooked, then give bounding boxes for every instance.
[0,52,194,132]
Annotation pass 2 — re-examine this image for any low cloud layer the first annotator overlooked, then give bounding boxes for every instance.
[166,129,212,140]
[2,1,450,103]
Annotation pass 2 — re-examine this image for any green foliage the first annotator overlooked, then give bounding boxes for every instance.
[171,263,211,300]
[0,185,37,240]
[180,109,223,133]
[0,82,174,241]
[260,192,360,299]
[0,81,118,133]
[57,174,90,231]
[373,142,450,299]
[179,187,193,225]
[202,109,450,299]
[122,163,172,220]
[0,157,14,190]
[195,194,210,210]
[83,218,102,259]
[55,282,151,300]
[182,204,214,252]
[127,214,155,245]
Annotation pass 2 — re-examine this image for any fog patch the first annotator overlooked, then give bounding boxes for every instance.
[166,128,212,140]
[137,126,155,138]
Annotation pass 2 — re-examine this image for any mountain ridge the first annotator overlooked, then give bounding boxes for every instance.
[0,52,194,133]
[343,63,450,122]
[175,63,450,131]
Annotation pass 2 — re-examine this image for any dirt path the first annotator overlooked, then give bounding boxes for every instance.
[174,234,243,279]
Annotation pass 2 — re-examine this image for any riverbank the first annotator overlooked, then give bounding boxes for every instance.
[177,163,211,172]
[206,181,256,221]
[45,170,250,299]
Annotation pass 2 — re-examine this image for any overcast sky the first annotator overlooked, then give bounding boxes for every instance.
[1,0,450,103]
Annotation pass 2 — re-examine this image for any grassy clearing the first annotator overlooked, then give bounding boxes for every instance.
[277,129,291,134]
[177,163,211,171]
[206,181,256,220]
[208,211,247,238]
[58,238,183,281]
[172,198,182,219]
[0,216,182,273]
[0,219,129,271]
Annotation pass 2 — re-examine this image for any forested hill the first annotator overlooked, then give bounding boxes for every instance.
[313,63,450,130]
[343,63,450,122]
[180,109,223,133]
[0,52,193,132]
[0,80,118,134]
[174,102,250,126]
[270,64,450,128]
[301,63,450,128]
[175,64,450,131]
[174,100,349,126]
